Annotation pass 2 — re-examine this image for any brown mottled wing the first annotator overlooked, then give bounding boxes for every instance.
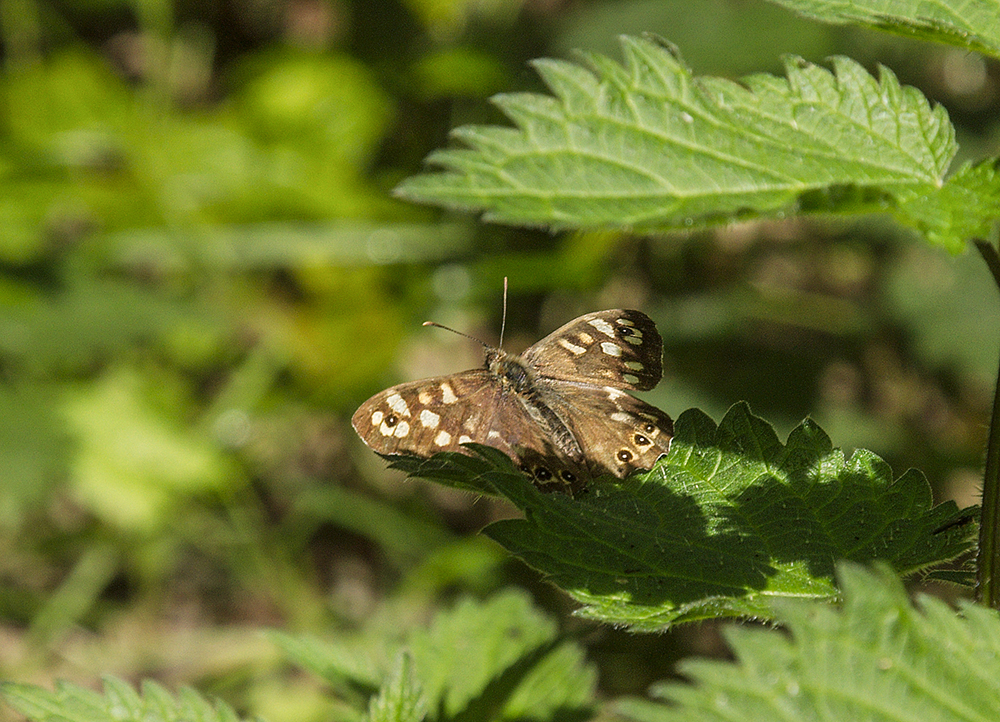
[522,309,663,391]
[538,380,674,479]
[351,371,589,483]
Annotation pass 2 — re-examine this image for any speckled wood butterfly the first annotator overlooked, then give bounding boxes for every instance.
[352,307,673,493]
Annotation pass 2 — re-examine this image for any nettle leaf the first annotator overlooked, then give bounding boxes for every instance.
[396,37,978,249]
[407,590,596,721]
[617,564,1000,722]
[1,676,244,722]
[267,630,382,694]
[367,654,427,722]
[896,159,1000,252]
[273,591,596,722]
[766,0,1000,59]
[392,403,976,630]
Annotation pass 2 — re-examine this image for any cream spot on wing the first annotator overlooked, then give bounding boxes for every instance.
[578,332,594,344]
[387,393,410,417]
[379,421,394,436]
[463,417,476,431]
[440,383,458,404]
[625,361,644,370]
[420,409,440,429]
[617,317,635,326]
[434,430,452,446]
[601,342,622,357]
[558,338,587,355]
[458,435,472,444]
[418,390,433,404]
[393,421,410,438]
[588,318,615,337]
[610,411,632,423]
[487,430,501,440]
[371,410,384,425]
[623,329,643,345]
[623,373,640,385]
[604,386,625,400]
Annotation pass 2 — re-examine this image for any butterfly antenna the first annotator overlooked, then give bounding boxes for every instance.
[498,276,508,350]
[422,278,508,349]
[422,321,489,348]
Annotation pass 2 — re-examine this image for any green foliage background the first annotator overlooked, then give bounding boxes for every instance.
[0,0,996,720]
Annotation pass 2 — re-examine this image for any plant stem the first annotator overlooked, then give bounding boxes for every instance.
[974,239,1000,607]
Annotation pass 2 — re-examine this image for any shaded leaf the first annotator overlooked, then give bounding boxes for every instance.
[393,404,976,629]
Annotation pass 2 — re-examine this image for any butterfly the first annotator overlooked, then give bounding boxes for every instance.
[352,308,673,493]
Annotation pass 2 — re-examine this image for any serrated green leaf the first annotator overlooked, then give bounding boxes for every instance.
[408,591,557,718]
[367,654,427,722]
[273,591,596,722]
[266,630,382,692]
[0,676,248,722]
[396,37,956,236]
[617,563,1000,722]
[895,159,1000,253]
[393,404,976,630]
[766,0,1000,59]
[408,590,596,721]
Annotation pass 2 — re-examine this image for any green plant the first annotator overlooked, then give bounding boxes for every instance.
[2,0,998,720]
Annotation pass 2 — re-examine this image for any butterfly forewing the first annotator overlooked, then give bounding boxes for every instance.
[351,371,581,474]
[352,371,501,457]
[522,310,663,391]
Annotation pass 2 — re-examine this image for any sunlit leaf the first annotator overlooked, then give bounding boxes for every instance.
[398,37,964,247]
[617,564,1000,721]
[1,677,244,722]
[766,0,1000,58]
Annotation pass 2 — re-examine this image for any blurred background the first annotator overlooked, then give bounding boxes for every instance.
[1,0,998,718]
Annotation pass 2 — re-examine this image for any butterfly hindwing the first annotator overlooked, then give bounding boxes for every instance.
[540,381,673,478]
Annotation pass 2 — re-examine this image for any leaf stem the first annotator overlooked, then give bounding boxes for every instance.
[974,238,1000,607]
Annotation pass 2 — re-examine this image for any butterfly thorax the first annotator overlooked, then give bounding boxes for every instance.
[485,348,533,393]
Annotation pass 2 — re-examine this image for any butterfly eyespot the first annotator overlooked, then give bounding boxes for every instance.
[643,423,656,434]
[618,326,634,336]
[534,467,553,481]
[384,413,399,427]
[560,470,577,483]
[633,433,650,446]
[617,449,633,462]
